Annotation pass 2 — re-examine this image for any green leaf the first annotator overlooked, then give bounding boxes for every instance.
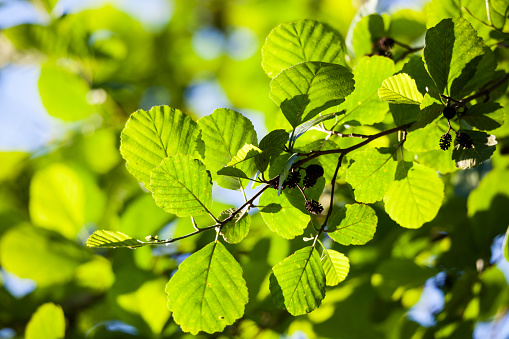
[120,106,201,189]
[425,0,497,44]
[338,56,395,125]
[0,225,91,286]
[26,303,65,339]
[259,187,310,239]
[262,19,347,78]
[415,148,457,174]
[29,163,99,239]
[423,18,485,97]
[489,0,509,29]
[352,14,387,58]
[292,111,346,141]
[270,62,354,128]
[405,118,449,152]
[271,247,326,315]
[150,155,213,217]
[452,131,497,169]
[197,108,257,190]
[400,56,435,96]
[226,144,262,166]
[346,147,397,203]
[321,249,350,286]
[463,103,506,131]
[327,204,378,245]
[166,242,248,335]
[116,278,170,335]
[219,209,250,244]
[255,129,289,173]
[216,167,250,180]
[459,46,497,97]
[390,104,420,126]
[384,162,444,228]
[38,62,94,121]
[86,230,145,248]
[409,88,445,131]
[378,73,424,105]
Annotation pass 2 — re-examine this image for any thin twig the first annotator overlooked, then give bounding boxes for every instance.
[294,122,413,168]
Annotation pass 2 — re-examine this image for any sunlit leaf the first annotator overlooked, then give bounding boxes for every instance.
[327,204,378,245]
[198,108,257,190]
[120,106,201,188]
[29,163,85,239]
[219,209,250,244]
[86,230,145,248]
[0,225,91,286]
[150,155,213,217]
[352,14,387,58]
[226,144,262,166]
[378,73,423,105]
[166,242,248,334]
[405,118,449,152]
[384,162,444,228]
[259,187,310,239]
[26,303,65,339]
[117,278,170,335]
[346,147,397,203]
[271,247,326,315]
[262,19,347,78]
[270,62,354,127]
[38,62,94,121]
[338,56,395,125]
[423,18,485,97]
[321,249,350,286]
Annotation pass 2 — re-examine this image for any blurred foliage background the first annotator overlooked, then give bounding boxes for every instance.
[0,0,509,338]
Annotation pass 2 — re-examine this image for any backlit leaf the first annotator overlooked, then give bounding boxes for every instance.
[166,242,248,334]
[271,247,326,315]
[384,162,444,228]
[321,249,350,286]
[86,230,145,248]
[259,187,310,239]
[338,56,395,125]
[219,209,250,244]
[198,108,257,190]
[38,62,94,121]
[378,73,423,105]
[423,18,485,97]
[262,19,347,78]
[327,204,378,245]
[26,303,65,339]
[270,62,354,127]
[0,225,91,286]
[346,147,397,203]
[120,106,201,188]
[150,155,213,217]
